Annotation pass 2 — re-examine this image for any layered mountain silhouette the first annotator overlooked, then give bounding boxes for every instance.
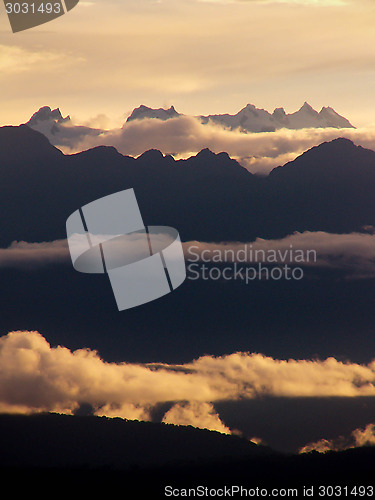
[0,125,373,247]
[2,125,375,364]
[2,125,374,487]
[25,102,354,149]
[25,106,102,147]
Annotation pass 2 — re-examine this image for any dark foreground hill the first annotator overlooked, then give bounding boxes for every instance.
[0,414,374,497]
[0,413,269,470]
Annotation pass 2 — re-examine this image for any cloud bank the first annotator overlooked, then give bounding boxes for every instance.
[4,231,375,278]
[58,117,375,174]
[0,240,70,269]
[1,331,375,436]
[184,230,375,277]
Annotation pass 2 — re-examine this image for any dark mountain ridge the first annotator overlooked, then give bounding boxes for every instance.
[0,413,269,470]
[1,126,375,246]
[2,127,375,364]
[0,413,374,495]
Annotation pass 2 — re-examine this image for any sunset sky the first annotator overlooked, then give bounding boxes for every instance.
[1,0,375,127]
[2,1,375,457]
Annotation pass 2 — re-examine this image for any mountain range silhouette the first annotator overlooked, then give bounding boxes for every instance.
[0,126,374,247]
[1,125,375,365]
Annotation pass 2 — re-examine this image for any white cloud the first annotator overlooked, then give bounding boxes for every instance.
[58,117,375,175]
[184,231,375,277]
[1,331,375,435]
[162,401,231,434]
[4,231,375,278]
[299,423,375,453]
[353,424,375,447]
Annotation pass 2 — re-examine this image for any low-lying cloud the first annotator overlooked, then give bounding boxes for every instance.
[0,240,69,269]
[1,330,375,435]
[57,116,375,174]
[4,231,375,278]
[184,230,375,277]
[0,227,375,278]
[162,401,231,435]
[300,423,375,454]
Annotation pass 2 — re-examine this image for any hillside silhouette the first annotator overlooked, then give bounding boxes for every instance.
[0,413,374,497]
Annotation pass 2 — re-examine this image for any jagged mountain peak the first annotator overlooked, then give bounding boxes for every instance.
[269,137,375,182]
[137,148,165,161]
[195,147,216,158]
[199,102,354,132]
[300,101,315,111]
[27,106,70,126]
[273,107,286,115]
[127,105,180,122]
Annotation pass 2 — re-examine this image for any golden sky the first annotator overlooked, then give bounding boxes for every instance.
[0,0,375,127]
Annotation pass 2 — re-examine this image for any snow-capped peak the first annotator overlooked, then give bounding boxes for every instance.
[124,101,354,132]
[127,105,180,122]
[27,106,70,126]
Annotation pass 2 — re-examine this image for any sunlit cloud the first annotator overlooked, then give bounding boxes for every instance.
[300,423,375,454]
[54,117,375,175]
[3,231,375,278]
[183,231,375,277]
[1,331,375,435]
[0,240,70,269]
[162,401,231,434]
